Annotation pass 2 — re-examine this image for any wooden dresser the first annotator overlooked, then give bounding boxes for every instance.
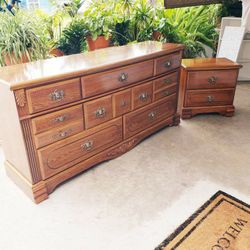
[179,58,242,119]
[0,42,184,203]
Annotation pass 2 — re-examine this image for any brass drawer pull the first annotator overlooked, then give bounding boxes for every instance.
[148,111,156,119]
[164,61,172,68]
[139,92,148,102]
[49,89,65,101]
[53,129,72,140]
[207,95,214,103]
[95,107,106,118]
[208,76,217,85]
[163,90,169,96]
[121,100,128,107]
[54,115,66,123]
[81,140,93,151]
[164,78,172,84]
[118,73,128,82]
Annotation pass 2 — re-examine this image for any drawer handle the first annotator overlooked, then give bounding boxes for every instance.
[139,92,149,102]
[164,61,172,68]
[81,140,93,151]
[207,95,214,103]
[121,100,128,107]
[164,78,172,84]
[53,129,72,139]
[148,111,157,120]
[54,115,66,123]
[95,107,106,118]
[163,90,169,96]
[208,76,217,85]
[118,73,128,82]
[49,89,65,101]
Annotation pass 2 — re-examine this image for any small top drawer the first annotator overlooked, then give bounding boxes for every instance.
[31,105,83,134]
[153,71,179,91]
[26,78,81,113]
[132,82,153,110]
[84,95,113,129]
[155,52,182,76]
[81,60,154,98]
[187,69,238,90]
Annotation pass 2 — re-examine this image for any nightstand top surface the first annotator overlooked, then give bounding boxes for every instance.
[182,58,242,71]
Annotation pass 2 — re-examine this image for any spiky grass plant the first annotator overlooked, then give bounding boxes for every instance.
[0,11,48,66]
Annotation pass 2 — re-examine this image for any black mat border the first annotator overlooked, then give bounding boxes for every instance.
[155,190,250,250]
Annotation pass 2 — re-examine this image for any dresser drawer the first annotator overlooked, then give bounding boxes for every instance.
[38,118,123,179]
[34,120,84,149]
[154,71,179,91]
[31,105,83,134]
[154,84,178,101]
[132,82,153,110]
[26,78,81,113]
[81,60,154,98]
[113,89,131,117]
[185,89,235,107]
[155,52,182,76]
[124,94,177,139]
[187,70,238,90]
[84,95,113,129]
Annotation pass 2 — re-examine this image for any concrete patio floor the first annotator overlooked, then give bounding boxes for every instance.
[0,83,249,250]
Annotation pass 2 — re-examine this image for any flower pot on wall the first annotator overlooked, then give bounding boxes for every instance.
[86,36,111,51]
[152,31,162,41]
[3,52,29,66]
[49,48,64,57]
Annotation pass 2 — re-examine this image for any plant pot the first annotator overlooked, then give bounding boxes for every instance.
[49,48,64,57]
[86,36,111,51]
[3,52,29,66]
[152,31,162,41]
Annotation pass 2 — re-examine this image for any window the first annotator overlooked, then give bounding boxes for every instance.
[27,0,40,10]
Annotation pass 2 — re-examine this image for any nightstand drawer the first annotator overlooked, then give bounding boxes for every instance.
[185,89,235,107]
[38,118,123,179]
[154,84,177,101]
[154,71,179,91]
[132,82,153,110]
[84,95,113,129]
[81,60,154,98]
[26,78,81,113]
[155,52,182,76]
[124,94,177,139]
[31,105,83,134]
[187,70,238,90]
[113,89,131,117]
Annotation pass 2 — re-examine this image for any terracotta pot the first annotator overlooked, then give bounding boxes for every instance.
[86,36,111,51]
[152,31,162,41]
[3,52,29,66]
[49,48,64,57]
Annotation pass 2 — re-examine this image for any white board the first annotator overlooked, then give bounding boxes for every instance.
[217,26,245,62]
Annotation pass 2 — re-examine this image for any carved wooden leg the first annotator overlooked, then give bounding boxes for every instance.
[181,109,193,119]
[173,114,181,126]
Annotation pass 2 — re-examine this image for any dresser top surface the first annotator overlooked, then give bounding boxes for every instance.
[182,57,242,71]
[0,41,184,90]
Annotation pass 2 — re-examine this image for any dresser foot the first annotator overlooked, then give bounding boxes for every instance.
[181,109,193,119]
[5,161,49,204]
[173,114,181,126]
[220,106,235,117]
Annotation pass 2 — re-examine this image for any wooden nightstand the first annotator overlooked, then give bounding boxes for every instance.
[178,58,242,119]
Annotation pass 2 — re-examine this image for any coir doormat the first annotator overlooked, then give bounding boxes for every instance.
[156,191,250,250]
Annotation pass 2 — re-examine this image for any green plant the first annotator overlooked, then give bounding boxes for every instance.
[165,5,219,58]
[57,18,87,55]
[83,1,115,40]
[0,10,48,66]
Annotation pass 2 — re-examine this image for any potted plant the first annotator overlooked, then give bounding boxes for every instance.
[0,11,48,66]
[83,2,114,51]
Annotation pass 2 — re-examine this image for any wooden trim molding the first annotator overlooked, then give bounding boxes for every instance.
[164,0,222,8]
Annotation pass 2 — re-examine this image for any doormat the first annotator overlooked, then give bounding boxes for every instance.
[156,191,250,250]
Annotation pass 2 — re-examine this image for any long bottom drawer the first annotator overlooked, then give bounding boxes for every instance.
[38,118,123,179]
[124,94,177,139]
